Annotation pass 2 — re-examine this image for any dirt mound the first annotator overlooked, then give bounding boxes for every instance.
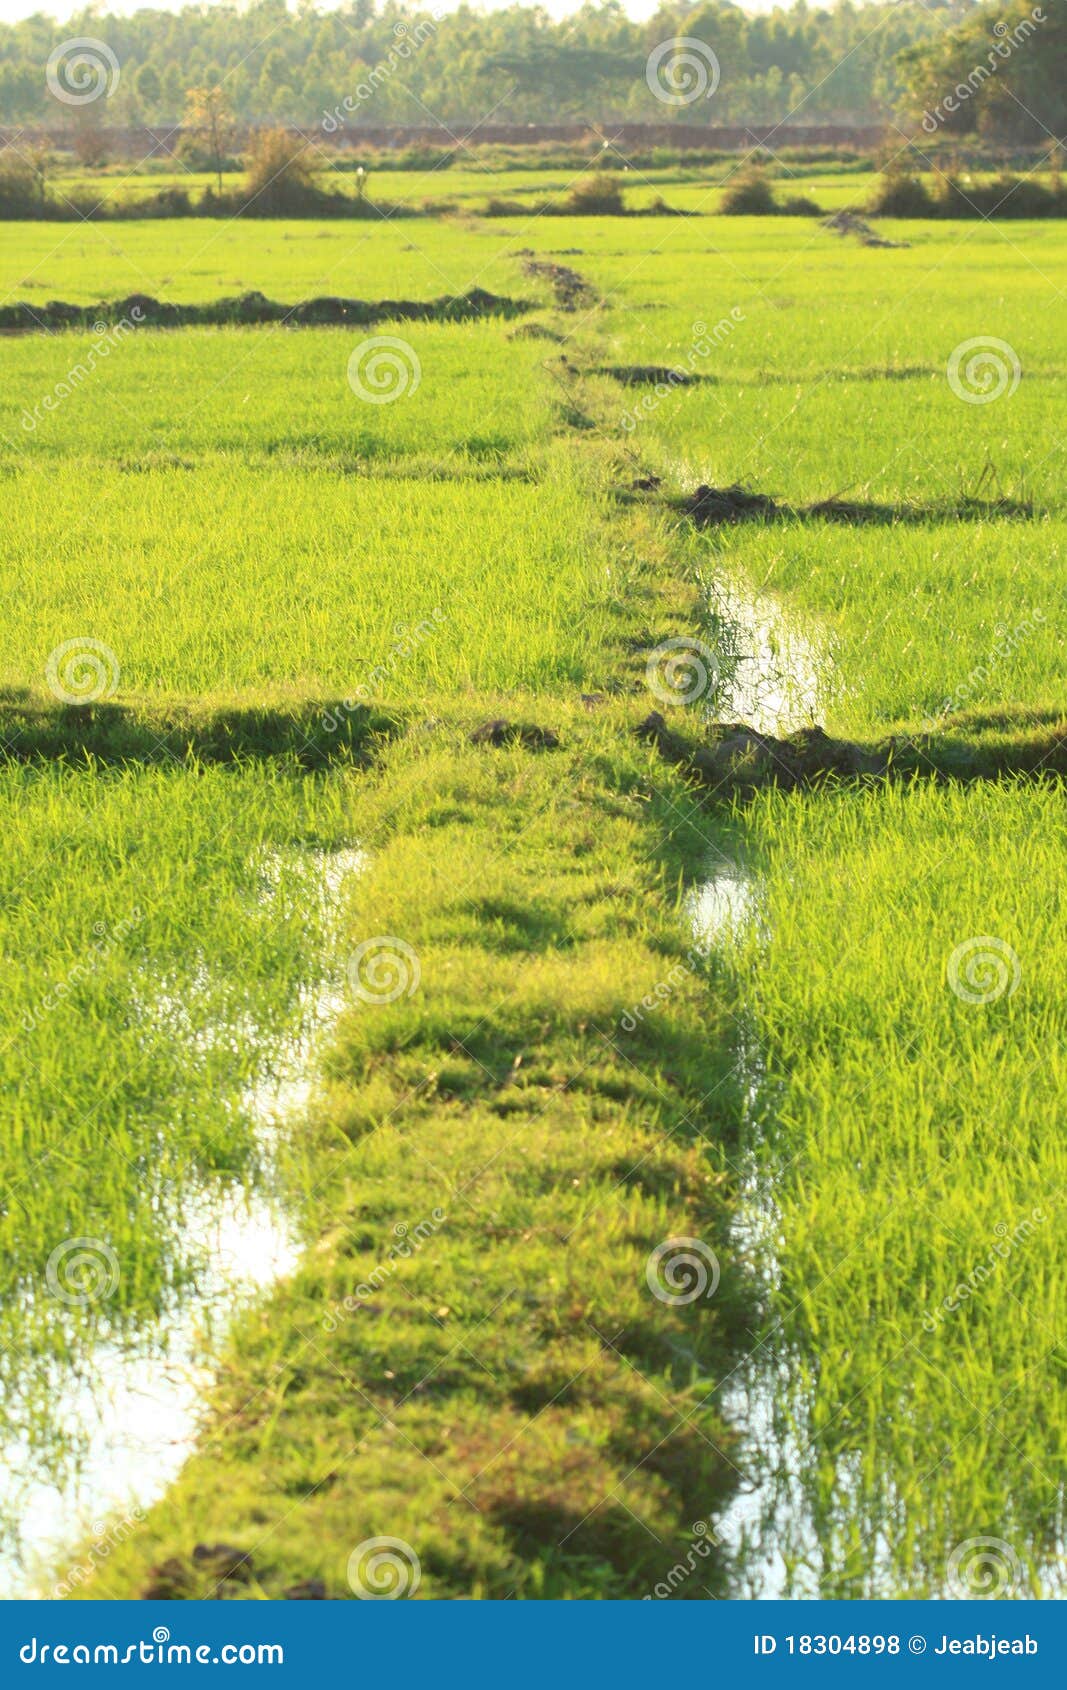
[685,484,781,525]
[637,709,1067,796]
[822,210,909,249]
[596,365,700,387]
[508,322,565,343]
[680,483,1034,529]
[470,718,560,750]
[0,286,531,334]
[516,252,599,312]
[637,710,882,794]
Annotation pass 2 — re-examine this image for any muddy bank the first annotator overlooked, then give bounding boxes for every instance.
[508,322,565,343]
[470,717,561,750]
[517,253,599,312]
[822,209,910,248]
[597,364,704,386]
[637,708,1067,796]
[680,482,1034,527]
[0,286,531,335]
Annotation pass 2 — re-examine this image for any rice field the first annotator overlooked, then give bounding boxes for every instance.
[1,163,1065,1601]
[2,324,554,456]
[719,781,1067,1596]
[0,462,621,697]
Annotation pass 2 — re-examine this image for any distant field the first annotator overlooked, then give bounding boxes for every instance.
[0,217,513,303]
[577,218,1066,732]
[47,161,874,216]
[44,161,1059,220]
[12,164,1058,311]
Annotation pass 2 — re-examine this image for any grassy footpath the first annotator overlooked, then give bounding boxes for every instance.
[66,722,750,1600]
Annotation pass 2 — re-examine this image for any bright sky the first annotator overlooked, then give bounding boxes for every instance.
[0,0,784,29]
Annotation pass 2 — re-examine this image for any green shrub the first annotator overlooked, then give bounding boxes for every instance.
[242,127,329,216]
[562,175,627,215]
[867,170,938,216]
[719,168,779,215]
[0,152,46,218]
[937,172,1066,217]
[868,167,1067,218]
[780,194,823,216]
[482,196,527,217]
[115,186,195,219]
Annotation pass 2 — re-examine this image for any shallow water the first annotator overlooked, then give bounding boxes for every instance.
[4,1195,297,1598]
[687,856,819,1596]
[686,579,843,1594]
[705,578,826,735]
[0,845,363,1597]
[686,864,755,943]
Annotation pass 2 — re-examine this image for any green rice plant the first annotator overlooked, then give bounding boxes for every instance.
[0,761,360,1471]
[722,781,1067,1595]
[2,323,553,461]
[683,515,1066,735]
[0,458,626,702]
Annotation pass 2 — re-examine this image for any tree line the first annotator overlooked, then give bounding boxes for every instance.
[0,2,1060,143]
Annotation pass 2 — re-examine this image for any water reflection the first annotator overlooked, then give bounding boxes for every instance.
[704,579,825,735]
[0,846,363,1596]
[687,857,823,1597]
